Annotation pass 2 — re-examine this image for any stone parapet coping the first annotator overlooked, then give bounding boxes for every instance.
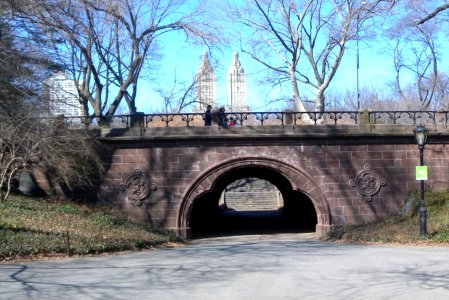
[97,124,447,144]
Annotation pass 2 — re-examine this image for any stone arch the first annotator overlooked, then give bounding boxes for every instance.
[177,156,332,238]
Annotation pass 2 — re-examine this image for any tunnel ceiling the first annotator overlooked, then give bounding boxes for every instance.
[212,166,293,194]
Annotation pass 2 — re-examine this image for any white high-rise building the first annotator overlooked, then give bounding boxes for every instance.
[195,51,216,112]
[227,52,248,112]
[43,71,83,117]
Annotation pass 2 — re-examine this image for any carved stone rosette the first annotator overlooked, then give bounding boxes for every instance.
[349,164,386,202]
[120,169,157,206]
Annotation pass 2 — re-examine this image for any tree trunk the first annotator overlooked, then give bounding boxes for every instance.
[289,65,307,112]
[316,88,325,112]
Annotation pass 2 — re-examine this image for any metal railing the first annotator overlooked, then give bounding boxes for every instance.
[370,111,441,125]
[35,110,449,129]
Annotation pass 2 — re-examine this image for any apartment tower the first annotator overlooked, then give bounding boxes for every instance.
[227,52,248,112]
[195,51,216,112]
[43,71,83,117]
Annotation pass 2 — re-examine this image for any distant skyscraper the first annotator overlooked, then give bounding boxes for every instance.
[195,51,216,112]
[43,71,83,117]
[227,52,248,112]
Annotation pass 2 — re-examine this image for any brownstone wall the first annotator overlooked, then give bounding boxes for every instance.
[97,125,449,238]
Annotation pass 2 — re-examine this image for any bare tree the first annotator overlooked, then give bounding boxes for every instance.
[416,3,449,25]
[1,4,104,202]
[156,75,198,113]
[0,115,105,201]
[327,85,414,111]
[228,0,394,113]
[387,1,447,110]
[434,73,449,109]
[12,0,219,121]
[0,6,48,118]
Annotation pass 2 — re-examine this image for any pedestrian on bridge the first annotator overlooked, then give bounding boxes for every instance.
[204,105,212,126]
[217,107,228,127]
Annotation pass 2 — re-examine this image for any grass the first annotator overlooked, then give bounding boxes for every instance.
[0,195,183,262]
[3,190,449,263]
[325,190,449,245]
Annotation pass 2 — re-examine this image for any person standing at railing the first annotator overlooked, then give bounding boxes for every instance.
[229,117,236,126]
[204,105,212,126]
[217,107,228,127]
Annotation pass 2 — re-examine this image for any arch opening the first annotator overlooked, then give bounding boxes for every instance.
[189,166,317,238]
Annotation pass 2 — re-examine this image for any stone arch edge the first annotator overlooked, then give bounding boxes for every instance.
[176,156,332,238]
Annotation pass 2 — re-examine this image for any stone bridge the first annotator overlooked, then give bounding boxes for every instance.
[95,119,449,238]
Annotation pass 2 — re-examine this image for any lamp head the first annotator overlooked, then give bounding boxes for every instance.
[414,125,428,147]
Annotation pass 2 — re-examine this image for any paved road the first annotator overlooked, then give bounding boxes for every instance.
[1,233,449,300]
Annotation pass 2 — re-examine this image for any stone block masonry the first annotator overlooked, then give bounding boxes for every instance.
[97,124,449,238]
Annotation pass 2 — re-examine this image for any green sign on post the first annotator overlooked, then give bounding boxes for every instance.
[416,166,428,181]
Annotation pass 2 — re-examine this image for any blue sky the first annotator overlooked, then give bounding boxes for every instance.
[136,34,393,113]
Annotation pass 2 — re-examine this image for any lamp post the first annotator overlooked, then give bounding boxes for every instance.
[414,125,429,238]
[356,9,360,111]
[356,1,366,111]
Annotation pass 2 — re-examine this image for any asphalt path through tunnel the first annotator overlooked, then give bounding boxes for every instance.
[1,233,449,300]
